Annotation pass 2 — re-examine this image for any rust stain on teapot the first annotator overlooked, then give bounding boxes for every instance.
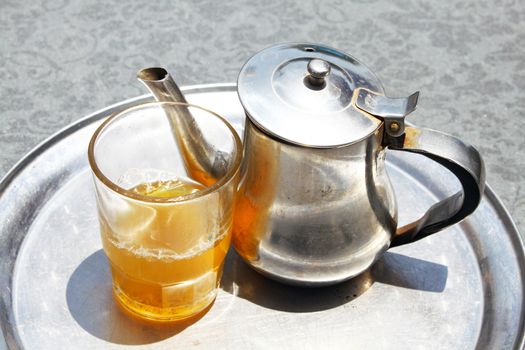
[403,126,422,149]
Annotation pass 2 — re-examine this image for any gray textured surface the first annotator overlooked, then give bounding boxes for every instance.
[0,0,523,237]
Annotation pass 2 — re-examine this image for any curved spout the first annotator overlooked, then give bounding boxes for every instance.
[137,67,188,103]
[137,67,224,185]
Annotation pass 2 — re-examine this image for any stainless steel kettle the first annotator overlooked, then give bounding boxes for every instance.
[232,43,485,286]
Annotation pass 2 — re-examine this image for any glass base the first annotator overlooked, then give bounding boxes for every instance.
[112,283,218,322]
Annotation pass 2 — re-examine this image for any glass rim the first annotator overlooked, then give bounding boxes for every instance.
[87,101,243,203]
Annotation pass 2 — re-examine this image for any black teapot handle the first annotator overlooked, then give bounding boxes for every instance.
[388,126,485,247]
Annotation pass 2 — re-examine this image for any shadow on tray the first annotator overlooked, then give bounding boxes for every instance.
[220,250,448,313]
[66,250,205,346]
[66,247,448,345]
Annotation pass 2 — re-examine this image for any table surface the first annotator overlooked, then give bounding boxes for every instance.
[0,0,523,241]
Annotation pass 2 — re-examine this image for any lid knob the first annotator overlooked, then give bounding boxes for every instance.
[306,59,331,88]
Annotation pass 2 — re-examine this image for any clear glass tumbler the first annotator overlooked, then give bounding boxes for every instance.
[88,102,242,321]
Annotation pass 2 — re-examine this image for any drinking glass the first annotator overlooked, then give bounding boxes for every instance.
[88,102,242,321]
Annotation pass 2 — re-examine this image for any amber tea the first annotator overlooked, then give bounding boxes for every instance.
[98,177,231,320]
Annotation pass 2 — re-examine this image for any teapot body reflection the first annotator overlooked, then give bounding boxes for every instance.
[234,120,395,285]
[232,43,485,286]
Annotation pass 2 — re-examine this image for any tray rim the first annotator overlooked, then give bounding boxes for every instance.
[0,83,523,350]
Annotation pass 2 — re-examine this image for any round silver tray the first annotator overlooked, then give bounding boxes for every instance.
[0,84,523,349]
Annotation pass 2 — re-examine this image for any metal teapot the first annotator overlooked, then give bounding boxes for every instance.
[232,43,485,286]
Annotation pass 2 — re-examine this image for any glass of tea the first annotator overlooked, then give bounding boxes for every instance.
[88,102,242,321]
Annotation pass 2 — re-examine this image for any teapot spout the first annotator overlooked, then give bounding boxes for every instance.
[137,67,224,186]
[137,67,188,104]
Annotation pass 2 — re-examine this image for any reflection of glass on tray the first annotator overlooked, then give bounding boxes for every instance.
[88,102,242,321]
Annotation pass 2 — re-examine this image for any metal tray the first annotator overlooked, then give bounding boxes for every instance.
[0,84,524,350]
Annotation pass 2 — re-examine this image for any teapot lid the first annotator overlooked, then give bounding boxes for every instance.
[237,43,386,148]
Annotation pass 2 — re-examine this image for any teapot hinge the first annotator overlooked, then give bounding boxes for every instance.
[355,89,419,146]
